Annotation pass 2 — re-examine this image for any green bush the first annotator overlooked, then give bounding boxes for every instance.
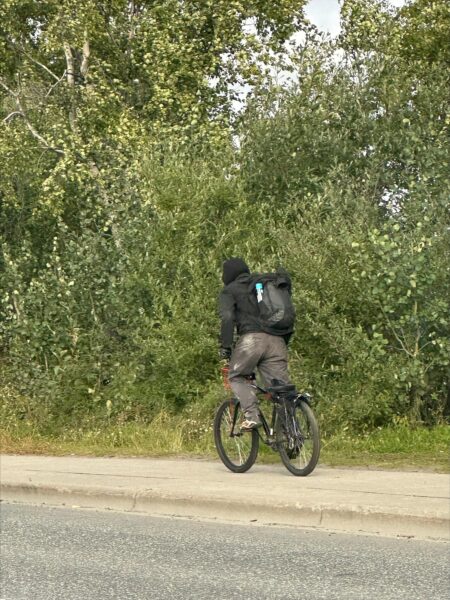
[1,0,449,436]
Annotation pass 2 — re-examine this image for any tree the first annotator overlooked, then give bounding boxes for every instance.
[238,0,449,426]
[0,0,308,249]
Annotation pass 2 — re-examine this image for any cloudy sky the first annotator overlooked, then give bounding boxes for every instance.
[305,0,407,37]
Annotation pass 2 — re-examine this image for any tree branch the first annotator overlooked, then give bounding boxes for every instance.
[19,48,61,82]
[17,109,65,155]
[127,1,136,57]
[378,301,414,358]
[45,71,67,98]
[0,78,17,97]
[0,78,65,155]
[63,42,75,86]
[80,31,90,78]
[12,293,21,323]
[63,42,77,132]
[3,111,23,123]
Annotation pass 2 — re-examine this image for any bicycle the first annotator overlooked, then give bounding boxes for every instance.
[214,367,320,476]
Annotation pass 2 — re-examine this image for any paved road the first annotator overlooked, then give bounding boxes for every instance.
[1,504,449,600]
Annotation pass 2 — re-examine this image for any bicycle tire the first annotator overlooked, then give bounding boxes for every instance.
[214,399,259,473]
[276,399,320,476]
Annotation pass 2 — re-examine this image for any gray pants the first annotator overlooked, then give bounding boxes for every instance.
[229,332,292,421]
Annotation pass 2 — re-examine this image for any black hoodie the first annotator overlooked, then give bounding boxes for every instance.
[222,257,250,285]
[218,259,293,348]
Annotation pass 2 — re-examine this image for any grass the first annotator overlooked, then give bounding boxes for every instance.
[1,412,449,472]
[319,425,450,471]
[0,411,215,458]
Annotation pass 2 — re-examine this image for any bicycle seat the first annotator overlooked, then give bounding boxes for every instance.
[268,383,296,395]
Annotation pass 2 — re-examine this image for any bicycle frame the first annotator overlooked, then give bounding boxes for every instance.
[251,381,284,447]
[224,368,312,446]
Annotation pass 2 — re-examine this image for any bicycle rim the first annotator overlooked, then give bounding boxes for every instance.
[214,399,259,473]
[276,399,320,476]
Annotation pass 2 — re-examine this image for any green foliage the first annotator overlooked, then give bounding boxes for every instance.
[1,150,240,428]
[237,3,450,429]
[1,0,449,437]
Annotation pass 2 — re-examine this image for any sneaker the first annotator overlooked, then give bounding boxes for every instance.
[241,419,261,431]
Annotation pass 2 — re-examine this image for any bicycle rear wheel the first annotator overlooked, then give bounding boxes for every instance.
[276,399,320,476]
[214,399,259,473]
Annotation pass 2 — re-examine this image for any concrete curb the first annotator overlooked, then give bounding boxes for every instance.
[2,482,449,541]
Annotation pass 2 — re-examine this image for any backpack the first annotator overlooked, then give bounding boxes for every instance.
[249,272,296,333]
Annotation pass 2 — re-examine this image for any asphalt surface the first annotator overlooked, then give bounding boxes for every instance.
[1,503,449,600]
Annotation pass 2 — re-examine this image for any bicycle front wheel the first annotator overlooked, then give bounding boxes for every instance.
[276,399,320,476]
[214,399,259,473]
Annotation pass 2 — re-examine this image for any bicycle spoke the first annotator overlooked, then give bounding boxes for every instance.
[236,438,244,465]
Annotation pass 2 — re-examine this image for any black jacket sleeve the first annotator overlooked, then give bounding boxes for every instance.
[218,288,236,349]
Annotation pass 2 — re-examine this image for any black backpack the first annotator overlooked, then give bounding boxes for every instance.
[249,272,296,333]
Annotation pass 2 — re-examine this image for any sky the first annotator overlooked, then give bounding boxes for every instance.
[305,0,407,37]
[305,0,342,37]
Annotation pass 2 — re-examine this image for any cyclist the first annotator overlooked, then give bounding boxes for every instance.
[218,257,295,430]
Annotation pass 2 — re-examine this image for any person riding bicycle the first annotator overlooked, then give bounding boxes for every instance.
[218,257,295,431]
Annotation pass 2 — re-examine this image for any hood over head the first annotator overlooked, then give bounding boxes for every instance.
[222,257,250,285]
